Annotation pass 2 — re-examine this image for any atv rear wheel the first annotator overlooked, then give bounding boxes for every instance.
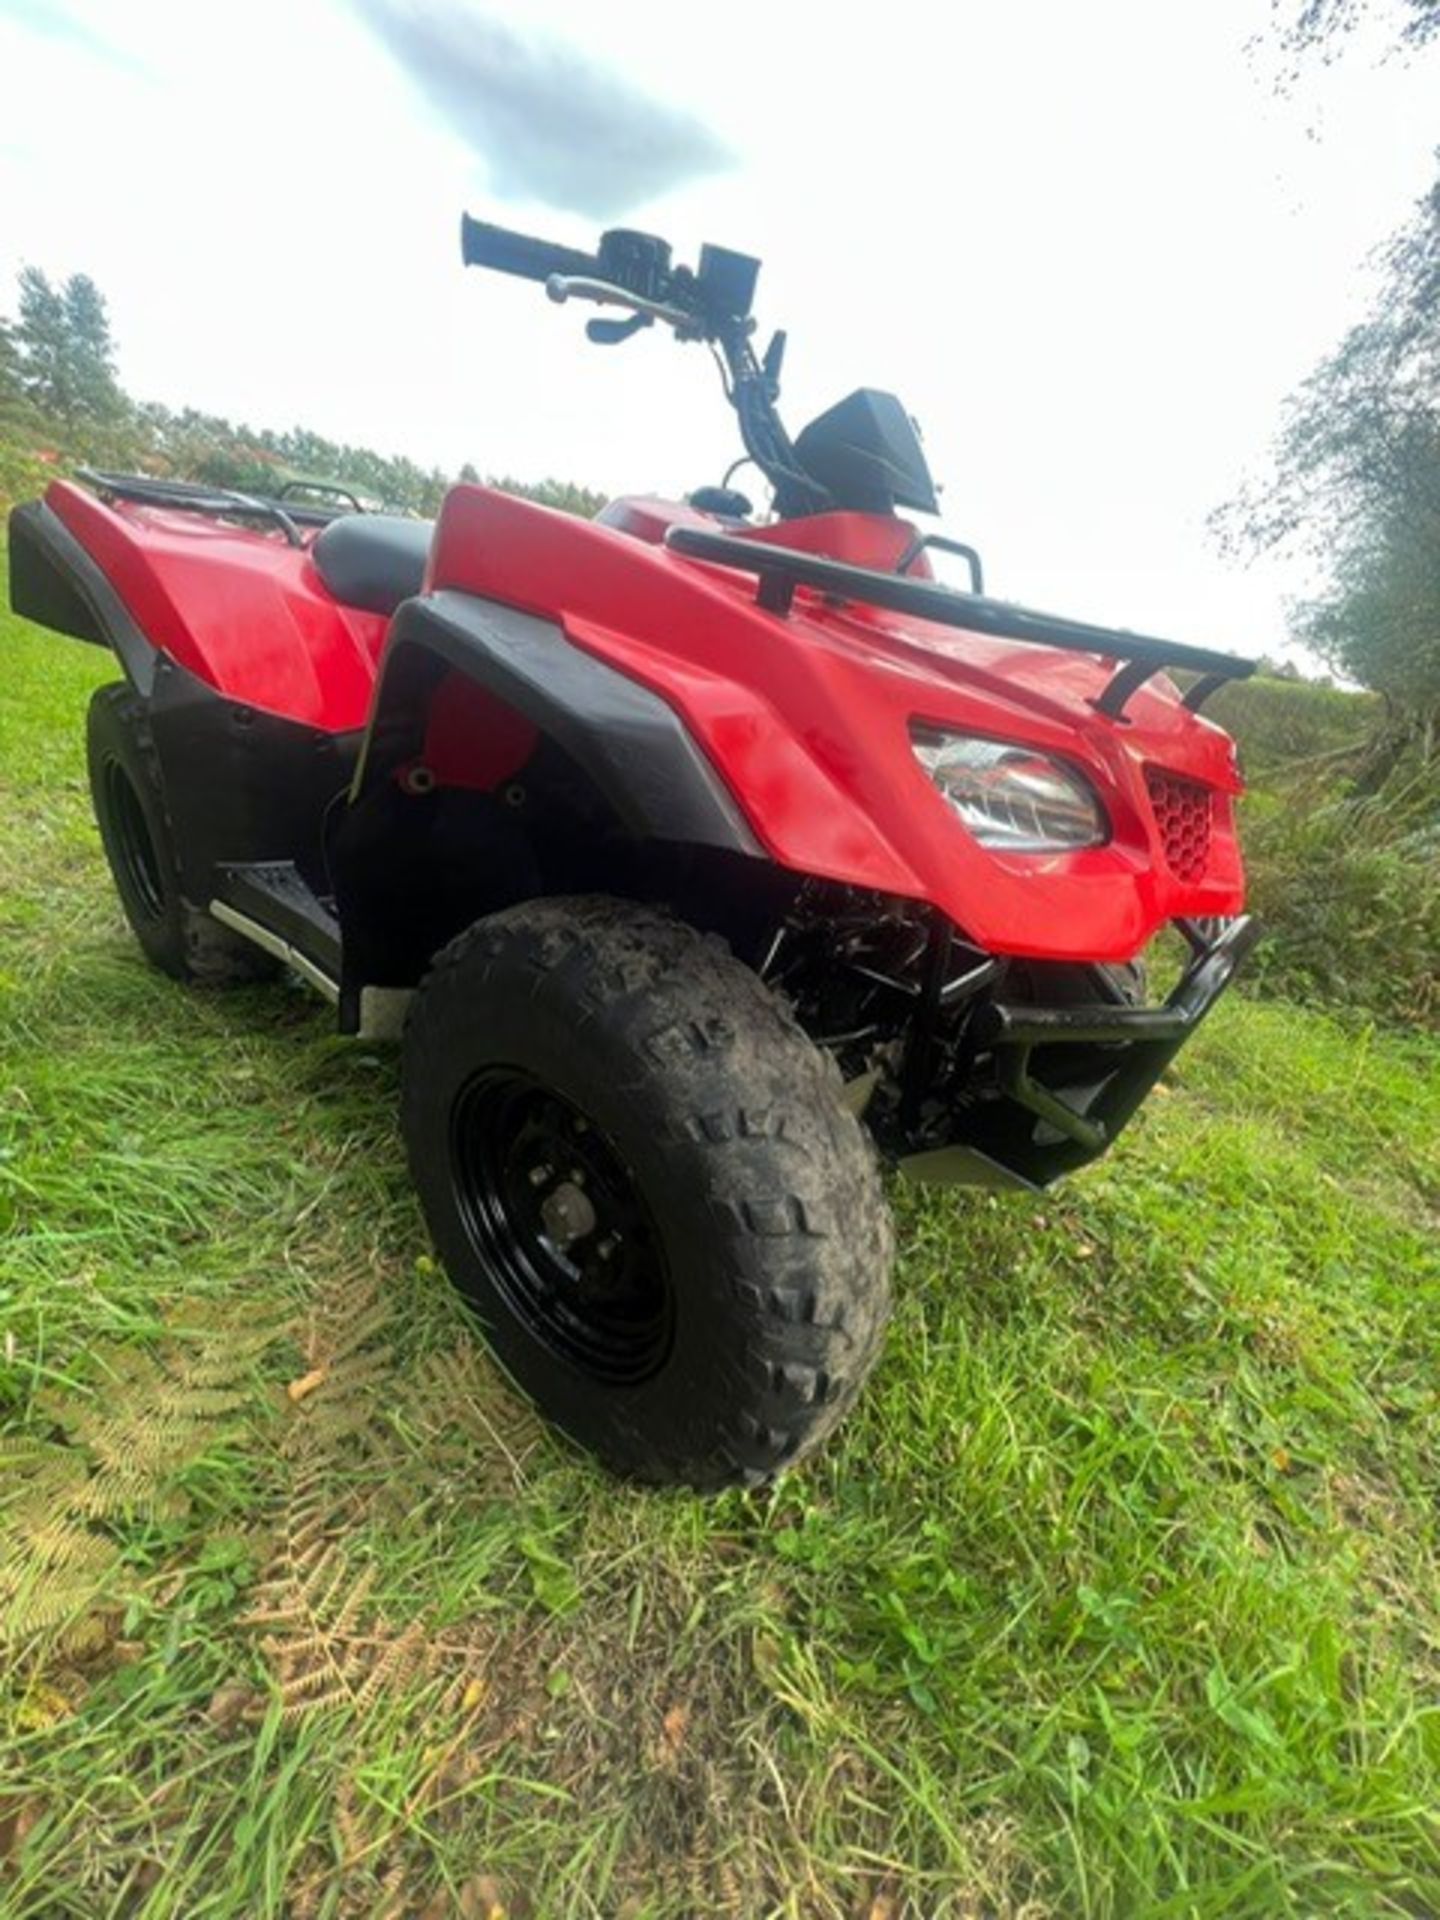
[86,684,277,985]
[402,897,894,1489]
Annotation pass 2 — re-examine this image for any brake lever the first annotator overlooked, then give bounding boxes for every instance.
[587,312,652,346]
[546,273,701,336]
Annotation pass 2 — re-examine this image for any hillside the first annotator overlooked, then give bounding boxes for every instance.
[2,539,1438,1916]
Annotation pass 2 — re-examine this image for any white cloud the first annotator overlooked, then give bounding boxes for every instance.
[1,0,1436,662]
[349,1,732,217]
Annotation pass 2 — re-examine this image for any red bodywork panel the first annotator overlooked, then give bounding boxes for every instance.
[427,487,1244,961]
[44,480,387,730]
[42,477,1245,962]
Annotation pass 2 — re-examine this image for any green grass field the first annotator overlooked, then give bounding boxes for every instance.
[2,557,1438,1918]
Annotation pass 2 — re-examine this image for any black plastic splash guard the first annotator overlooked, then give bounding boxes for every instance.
[665,524,1256,720]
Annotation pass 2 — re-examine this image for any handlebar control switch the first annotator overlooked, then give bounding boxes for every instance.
[596,229,673,301]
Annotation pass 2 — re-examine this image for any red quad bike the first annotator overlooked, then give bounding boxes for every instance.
[9,219,1259,1489]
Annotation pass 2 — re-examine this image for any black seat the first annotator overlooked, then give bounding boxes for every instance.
[311,514,434,616]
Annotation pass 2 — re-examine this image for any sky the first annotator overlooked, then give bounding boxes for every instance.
[1,0,1436,662]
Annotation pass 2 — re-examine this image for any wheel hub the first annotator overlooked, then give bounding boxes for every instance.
[538,1177,598,1252]
[448,1068,673,1384]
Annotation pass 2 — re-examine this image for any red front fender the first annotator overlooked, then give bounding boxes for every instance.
[426,486,1244,963]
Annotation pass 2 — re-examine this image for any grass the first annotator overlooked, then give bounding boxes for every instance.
[1,554,1438,1918]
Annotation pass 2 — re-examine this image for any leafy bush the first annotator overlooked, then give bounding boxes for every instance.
[1199,672,1438,1027]
[0,435,60,511]
[1241,772,1440,1025]
[1203,671,1376,781]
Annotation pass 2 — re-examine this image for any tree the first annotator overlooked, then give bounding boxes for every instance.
[1221,3,1440,765]
[16,266,70,419]
[62,273,125,425]
[500,476,607,518]
[1270,0,1439,64]
[1216,168,1440,768]
[0,314,30,426]
[2,263,610,521]
[1300,471,1440,752]
[0,316,20,398]
[13,266,127,433]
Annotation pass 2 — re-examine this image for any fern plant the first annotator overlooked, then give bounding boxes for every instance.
[0,1441,121,1643]
[1,1312,285,1653]
[248,1280,516,1728]
[283,1277,398,1458]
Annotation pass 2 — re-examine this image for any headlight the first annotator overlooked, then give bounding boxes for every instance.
[911,729,1107,852]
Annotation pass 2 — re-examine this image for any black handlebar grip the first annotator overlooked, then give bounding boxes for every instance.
[459,215,597,284]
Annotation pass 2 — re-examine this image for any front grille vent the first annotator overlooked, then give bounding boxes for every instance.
[1145,768,1213,883]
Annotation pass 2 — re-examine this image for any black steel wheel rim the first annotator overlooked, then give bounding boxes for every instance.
[103,758,165,922]
[449,1068,674,1385]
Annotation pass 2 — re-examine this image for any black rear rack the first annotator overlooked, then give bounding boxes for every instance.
[76,469,359,548]
[665,525,1255,720]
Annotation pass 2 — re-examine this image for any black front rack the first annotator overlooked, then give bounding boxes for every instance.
[76,469,360,548]
[665,525,1255,720]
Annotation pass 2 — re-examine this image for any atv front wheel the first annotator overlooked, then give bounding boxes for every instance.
[86,684,276,985]
[402,897,893,1489]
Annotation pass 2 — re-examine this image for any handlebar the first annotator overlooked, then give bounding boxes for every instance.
[460,215,597,286]
[462,215,729,332]
[459,211,830,516]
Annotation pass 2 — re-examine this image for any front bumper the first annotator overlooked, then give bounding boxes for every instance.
[900,915,1262,1190]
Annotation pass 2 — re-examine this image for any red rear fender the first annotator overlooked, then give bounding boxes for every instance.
[41,481,388,731]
